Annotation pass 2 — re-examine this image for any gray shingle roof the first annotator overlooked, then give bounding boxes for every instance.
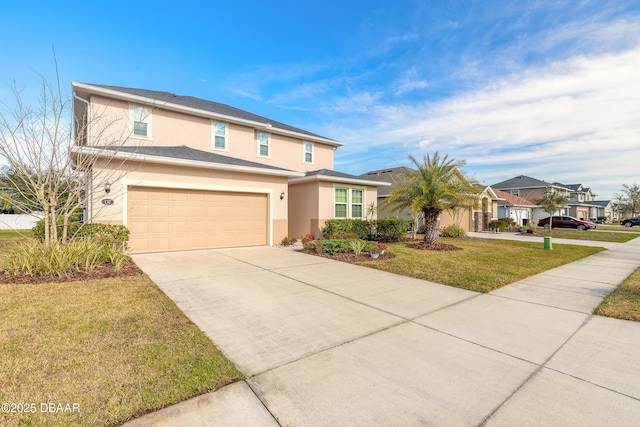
[591,200,611,207]
[359,167,415,196]
[82,83,335,142]
[98,145,294,172]
[306,169,368,180]
[492,175,554,189]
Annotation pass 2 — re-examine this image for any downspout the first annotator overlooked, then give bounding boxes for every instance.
[73,91,92,223]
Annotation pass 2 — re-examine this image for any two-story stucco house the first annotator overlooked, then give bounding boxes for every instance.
[71,83,387,253]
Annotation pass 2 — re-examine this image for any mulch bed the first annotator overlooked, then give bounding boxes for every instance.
[407,242,462,251]
[0,262,144,285]
[300,250,395,262]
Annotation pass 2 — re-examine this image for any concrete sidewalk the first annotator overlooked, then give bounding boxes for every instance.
[467,231,622,248]
[128,236,640,426]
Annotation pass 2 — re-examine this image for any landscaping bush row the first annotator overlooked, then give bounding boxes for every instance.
[33,219,130,248]
[321,218,411,241]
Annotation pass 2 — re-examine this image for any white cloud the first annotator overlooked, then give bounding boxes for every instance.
[333,46,640,199]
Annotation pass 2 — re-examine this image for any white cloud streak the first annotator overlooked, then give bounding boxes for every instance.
[333,47,640,199]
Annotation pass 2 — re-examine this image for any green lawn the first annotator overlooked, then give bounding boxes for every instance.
[0,233,244,426]
[0,229,32,241]
[595,267,640,322]
[354,238,604,293]
[530,228,639,243]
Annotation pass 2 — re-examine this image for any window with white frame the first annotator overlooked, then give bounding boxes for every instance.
[258,132,270,157]
[213,122,228,150]
[510,189,520,196]
[334,187,364,219]
[304,141,313,163]
[335,188,348,218]
[131,104,152,138]
[351,189,363,218]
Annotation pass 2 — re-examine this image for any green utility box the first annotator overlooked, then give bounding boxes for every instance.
[544,236,553,250]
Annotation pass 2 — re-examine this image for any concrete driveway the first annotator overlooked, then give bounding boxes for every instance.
[130,239,640,426]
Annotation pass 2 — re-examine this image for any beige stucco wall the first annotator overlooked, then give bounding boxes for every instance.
[288,181,320,239]
[88,95,334,172]
[90,159,289,245]
[288,180,379,238]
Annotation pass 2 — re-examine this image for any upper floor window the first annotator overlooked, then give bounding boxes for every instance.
[304,142,313,163]
[131,104,152,138]
[258,132,270,157]
[213,122,228,150]
[510,189,519,196]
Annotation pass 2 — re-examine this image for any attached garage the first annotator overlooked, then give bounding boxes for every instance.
[127,186,268,253]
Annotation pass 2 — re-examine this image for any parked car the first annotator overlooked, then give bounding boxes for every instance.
[537,216,596,230]
[620,216,640,227]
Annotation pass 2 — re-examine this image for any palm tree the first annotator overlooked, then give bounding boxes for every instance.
[536,187,568,231]
[384,153,478,244]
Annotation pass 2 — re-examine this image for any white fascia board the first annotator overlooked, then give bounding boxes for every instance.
[288,174,392,187]
[72,82,342,147]
[72,146,305,178]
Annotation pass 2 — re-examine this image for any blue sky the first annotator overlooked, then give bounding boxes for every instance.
[1,0,639,199]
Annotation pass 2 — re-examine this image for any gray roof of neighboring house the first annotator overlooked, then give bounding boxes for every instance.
[97,145,294,172]
[491,175,556,189]
[79,83,336,142]
[359,167,415,196]
[591,200,612,207]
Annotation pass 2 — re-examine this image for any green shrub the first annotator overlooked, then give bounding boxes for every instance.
[281,236,297,246]
[78,224,130,249]
[321,219,371,239]
[320,239,376,255]
[375,218,411,241]
[349,239,368,255]
[2,240,105,277]
[440,224,467,238]
[417,224,427,234]
[33,220,130,249]
[334,232,360,240]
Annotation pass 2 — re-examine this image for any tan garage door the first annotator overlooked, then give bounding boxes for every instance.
[127,186,268,253]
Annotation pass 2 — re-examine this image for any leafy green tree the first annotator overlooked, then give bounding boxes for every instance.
[536,187,568,230]
[615,183,640,216]
[384,153,478,244]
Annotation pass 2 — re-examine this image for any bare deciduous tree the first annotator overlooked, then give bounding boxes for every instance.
[0,72,131,245]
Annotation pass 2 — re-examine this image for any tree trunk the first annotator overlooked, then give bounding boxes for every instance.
[422,207,442,244]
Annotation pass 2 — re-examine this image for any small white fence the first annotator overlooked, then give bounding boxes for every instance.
[0,212,44,230]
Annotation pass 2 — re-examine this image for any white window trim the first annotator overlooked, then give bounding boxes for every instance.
[212,121,229,151]
[351,188,364,219]
[129,104,153,140]
[257,132,271,159]
[303,141,314,164]
[333,185,366,219]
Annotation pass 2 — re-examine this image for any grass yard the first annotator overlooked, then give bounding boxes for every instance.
[0,229,32,242]
[0,275,244,427]
[354,238,603,293]
[530,228,639,243]
[595,267,640,321]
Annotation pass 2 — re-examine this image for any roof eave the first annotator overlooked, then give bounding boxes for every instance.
[72,82,343,147]
[71,146,304,178]
[289,175,392,187]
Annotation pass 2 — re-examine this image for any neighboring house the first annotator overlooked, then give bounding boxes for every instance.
[359,168,500,232]
[590,200,613,221]
[552,182,600,221]
[492,175,611,223]
[493,189,536,226]
[492,175,569,223]
[71,83,387,253]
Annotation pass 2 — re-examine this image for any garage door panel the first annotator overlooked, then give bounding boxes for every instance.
[127,187,268,253]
